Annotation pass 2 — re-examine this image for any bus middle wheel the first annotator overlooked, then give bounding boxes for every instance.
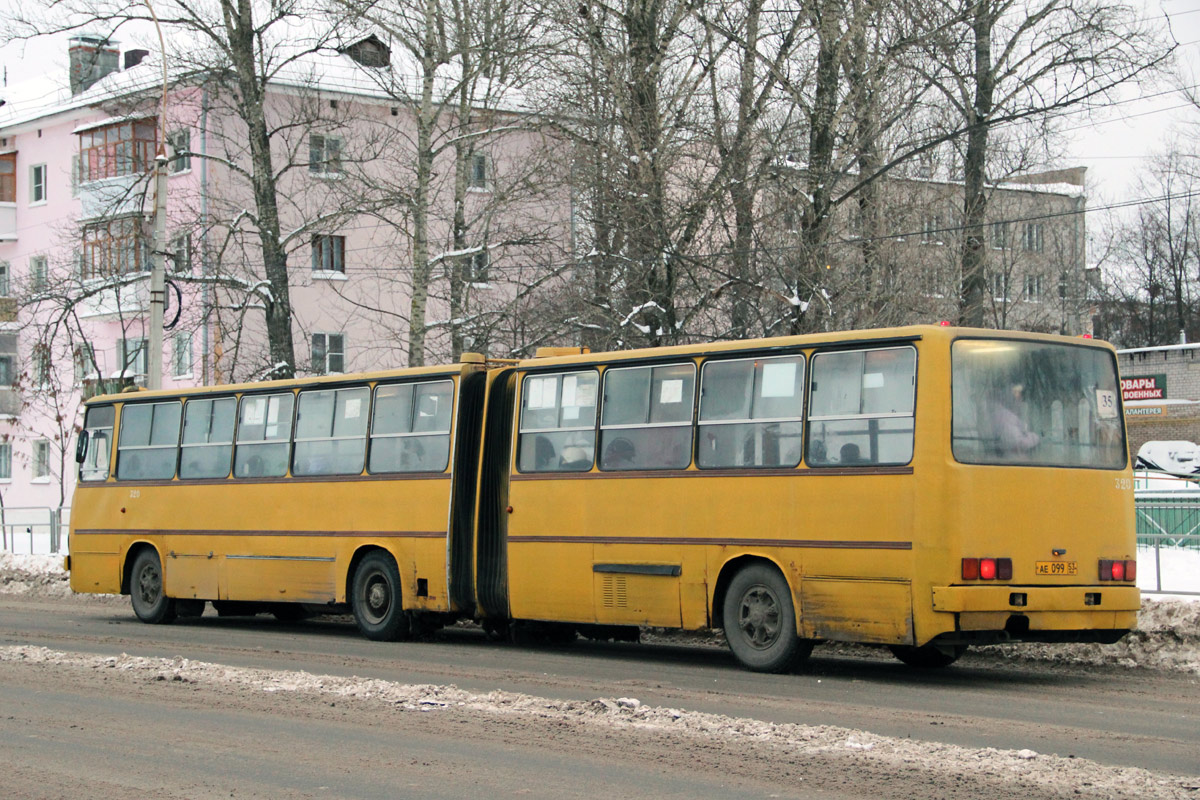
[129,549,177,624]
[351,552,411,642]
[722,563,812,673]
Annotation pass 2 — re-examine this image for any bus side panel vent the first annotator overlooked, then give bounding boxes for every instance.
[602,576,628,609]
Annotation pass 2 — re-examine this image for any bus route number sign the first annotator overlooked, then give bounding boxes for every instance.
[1035,561,1077,576]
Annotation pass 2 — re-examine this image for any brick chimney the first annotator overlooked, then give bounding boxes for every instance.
[69,35,120,95]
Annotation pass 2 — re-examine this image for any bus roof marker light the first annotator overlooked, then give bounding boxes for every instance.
[939,320,952,327]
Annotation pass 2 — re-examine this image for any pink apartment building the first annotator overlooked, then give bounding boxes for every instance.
[0,34,571,514]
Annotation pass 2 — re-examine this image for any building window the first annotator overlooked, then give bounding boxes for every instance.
[990,271,1008,299]
[74,342,96,383]
[30,163,47,203]
[0,442,10,480]
[1024,274,1043,300]
[1022,223,1044,253]
[311,234,345,273]
[343,36,391,68]
[467,249,490,284]
[309,134,342,175]
[81,217,149,279]
[990,221,1008,250]
[0,355,12,386]
[0,262,9,297]
[30,255,48,291]
[168,129,191,173]
[118,337,147,379]
[170,232,192,273]
[921,216,942,245]
[33,439,50,480]
[311,333,345,375]
[0,152,15,202]
[468,153,489,189]
[172,332,193,377]
[78,119,157,182]
[33,344,52,386]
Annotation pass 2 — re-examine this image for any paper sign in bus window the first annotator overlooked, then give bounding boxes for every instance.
[526,376,557,410]
[660,379,684,405]
[244,397,266,425]
[561,375,578,408]
[761,362,797,397]
[344,398,362,419]
[1096,389,1117,419]
[862,372,885,389]
[419,395,439,417]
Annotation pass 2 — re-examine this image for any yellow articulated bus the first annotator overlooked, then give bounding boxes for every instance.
[66,325,1138,671]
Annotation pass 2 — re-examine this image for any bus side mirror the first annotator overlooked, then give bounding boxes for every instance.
[75,430,89,464]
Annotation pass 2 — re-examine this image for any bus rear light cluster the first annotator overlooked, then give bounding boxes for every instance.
[962,557,1012,581]
[1099,559,1136,582]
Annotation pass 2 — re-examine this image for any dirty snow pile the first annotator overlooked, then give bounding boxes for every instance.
[0,644,1194,798]
[978,598,1200,673]
[0,552,71,596]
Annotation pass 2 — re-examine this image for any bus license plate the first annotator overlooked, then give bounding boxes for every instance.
[1035,561,1077,576]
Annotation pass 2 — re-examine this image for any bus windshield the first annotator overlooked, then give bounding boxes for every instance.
[951,339,1126,469]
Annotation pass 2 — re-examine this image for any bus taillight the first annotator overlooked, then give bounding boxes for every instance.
[963,557,1011,580]
[1099,559,1136,582]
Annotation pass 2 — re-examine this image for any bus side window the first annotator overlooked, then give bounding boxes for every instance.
[369,380,454,473]
[80,405,115,481]
[117,401,182,480]
[807,347,916,467]
[234,393,294,478]
[293,387,369,477]
[599,363,694,471]
[698,355,804,469]
[516,371,598,473]
[180,397,237,479]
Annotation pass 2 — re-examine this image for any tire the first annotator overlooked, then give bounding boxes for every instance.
[722,563,812,673]
[351,551,410,641]
[129,549,176,624]
[889,643,967,668]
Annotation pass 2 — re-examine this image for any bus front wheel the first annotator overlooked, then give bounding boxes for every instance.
[723,564,812,673]
[889,643,966,668]
[129,549,176,624]
[351,552,411,641]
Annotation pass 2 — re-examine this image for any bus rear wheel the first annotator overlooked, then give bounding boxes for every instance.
[723,564,812,673]
[129,549,176,624]
[889,643,966,668]
[351,552,410,641]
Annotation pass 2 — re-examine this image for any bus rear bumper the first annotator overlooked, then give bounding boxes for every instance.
[932,584,1140,613]
[930,585,1139,643]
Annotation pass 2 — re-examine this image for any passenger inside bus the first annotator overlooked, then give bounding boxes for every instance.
[991,382,1040,455]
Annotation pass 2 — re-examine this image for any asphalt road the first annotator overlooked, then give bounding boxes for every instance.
[0,593,1197,798]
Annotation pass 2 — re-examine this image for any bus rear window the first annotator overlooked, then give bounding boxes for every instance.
[951,340,1126,469]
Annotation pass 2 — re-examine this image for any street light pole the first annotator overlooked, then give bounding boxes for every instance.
[145,0,168,390]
